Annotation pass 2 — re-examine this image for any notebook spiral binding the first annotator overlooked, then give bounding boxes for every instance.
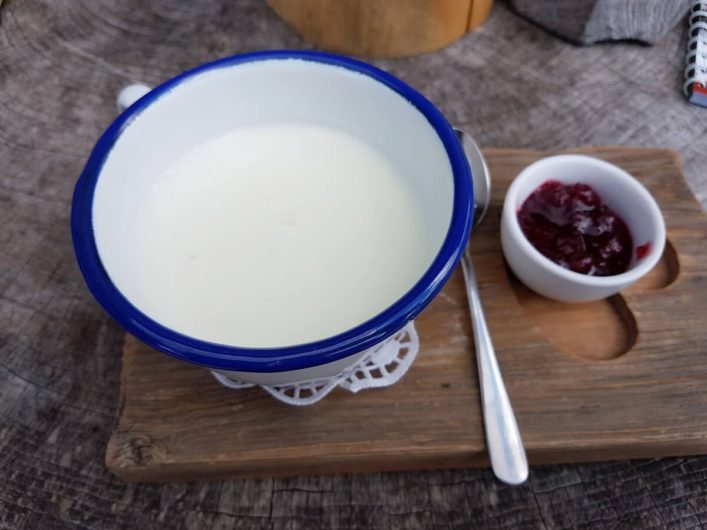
[684,0,707,98]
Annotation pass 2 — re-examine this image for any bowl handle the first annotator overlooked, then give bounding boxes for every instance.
[117,83,152,112]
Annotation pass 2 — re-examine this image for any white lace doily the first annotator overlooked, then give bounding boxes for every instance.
[211,322,419,406]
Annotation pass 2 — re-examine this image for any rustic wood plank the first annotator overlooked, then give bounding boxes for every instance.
[3,0,707,528]
[107,147,707,483]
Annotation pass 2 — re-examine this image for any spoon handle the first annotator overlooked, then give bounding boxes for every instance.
[461,251,528,485]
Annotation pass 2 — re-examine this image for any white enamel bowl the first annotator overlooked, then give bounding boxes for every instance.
[71,51,474,385]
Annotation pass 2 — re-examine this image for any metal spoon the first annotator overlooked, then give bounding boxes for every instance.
[456,129,529,485]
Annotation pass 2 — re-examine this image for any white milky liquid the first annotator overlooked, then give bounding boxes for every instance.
[129,122,431,347]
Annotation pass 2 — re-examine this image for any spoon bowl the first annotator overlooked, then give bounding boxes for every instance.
[456,130,491,228]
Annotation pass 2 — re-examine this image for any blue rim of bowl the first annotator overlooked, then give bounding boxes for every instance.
[71,50,474,373]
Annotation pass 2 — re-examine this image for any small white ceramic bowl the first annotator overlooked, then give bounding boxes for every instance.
[501,154,666,303]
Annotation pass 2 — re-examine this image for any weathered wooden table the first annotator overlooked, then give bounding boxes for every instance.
[1,1,706,528]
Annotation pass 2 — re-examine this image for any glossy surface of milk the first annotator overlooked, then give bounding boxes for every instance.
[128,123,432,347]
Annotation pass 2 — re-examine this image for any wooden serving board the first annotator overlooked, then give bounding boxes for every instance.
[106,147,707,483]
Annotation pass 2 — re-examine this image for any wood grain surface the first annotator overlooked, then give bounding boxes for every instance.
[3,0,707,528]
[107,147,707,483]
[266,0,493,58]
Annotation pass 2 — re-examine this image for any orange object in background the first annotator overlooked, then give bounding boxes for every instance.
[266,0,493,58]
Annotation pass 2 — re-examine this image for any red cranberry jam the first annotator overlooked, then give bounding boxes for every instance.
[518,181,633,276]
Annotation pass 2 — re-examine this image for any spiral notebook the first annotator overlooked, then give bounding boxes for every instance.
[686,0,707,107]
